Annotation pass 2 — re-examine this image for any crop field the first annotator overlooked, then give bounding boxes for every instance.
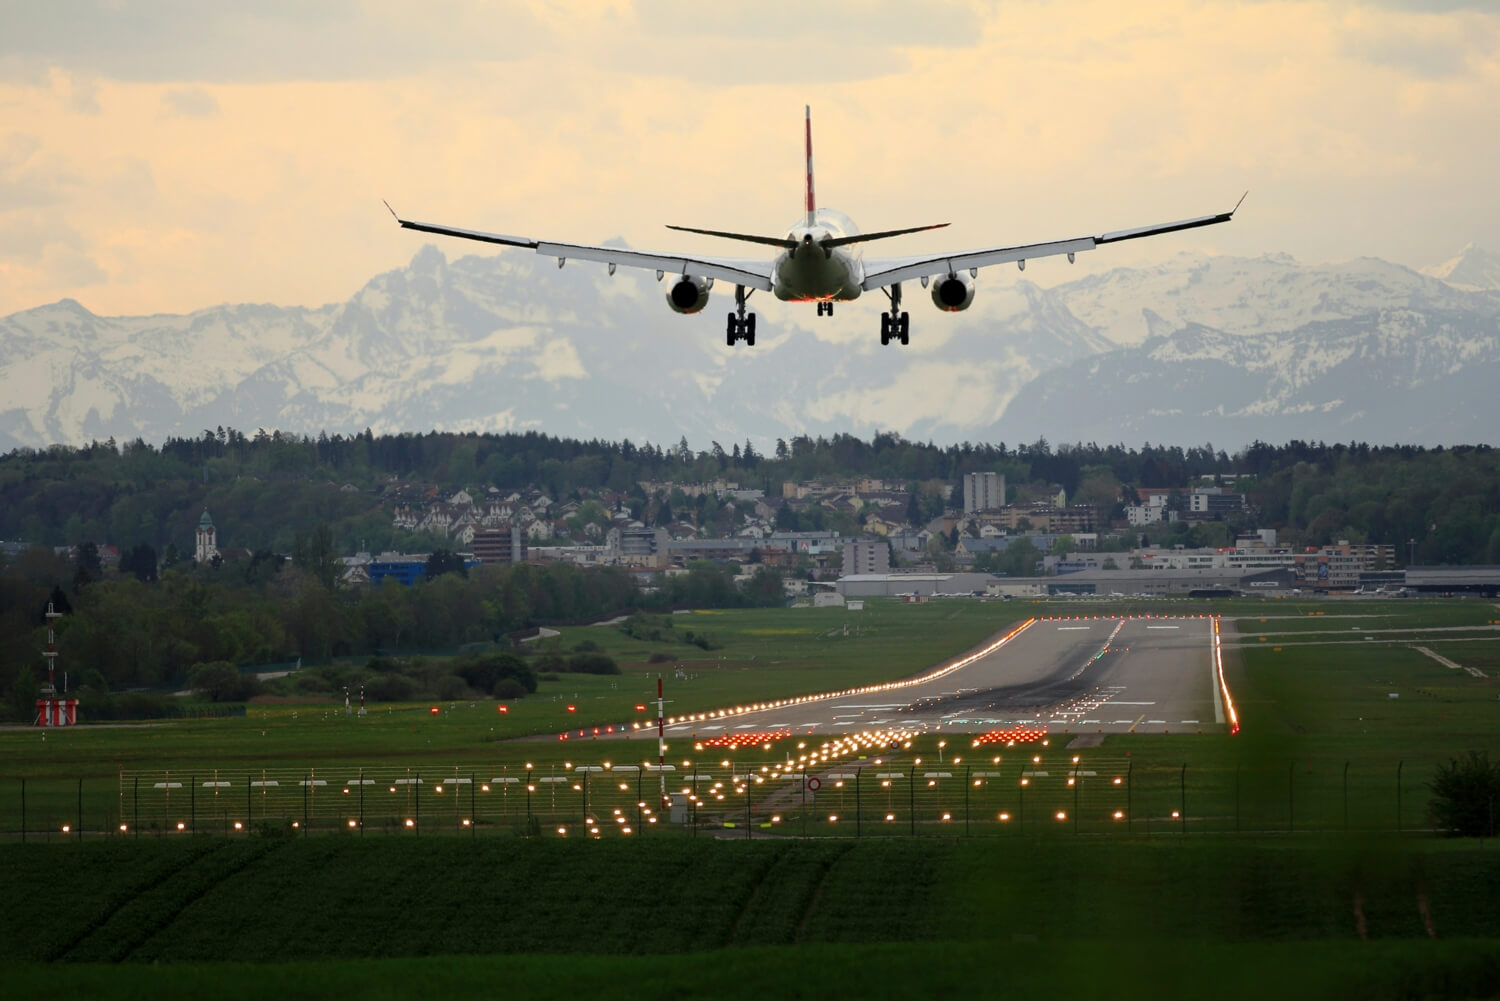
[2,837,1498,999]
[5,597,1500,998]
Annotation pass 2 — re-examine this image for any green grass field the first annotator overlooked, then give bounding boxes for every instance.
[6,597,1500,998]
[2,837,1498,999]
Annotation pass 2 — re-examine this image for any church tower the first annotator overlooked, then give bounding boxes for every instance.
[195,508,219,564]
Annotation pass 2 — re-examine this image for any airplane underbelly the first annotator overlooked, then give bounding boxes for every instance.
[773,251,863,302]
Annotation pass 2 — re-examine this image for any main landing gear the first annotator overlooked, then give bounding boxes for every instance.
[727,285,756,346]
[816,301,834,317]
[880,282,910,345]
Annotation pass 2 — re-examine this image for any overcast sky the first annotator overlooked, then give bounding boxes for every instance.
[1,0,1497,317]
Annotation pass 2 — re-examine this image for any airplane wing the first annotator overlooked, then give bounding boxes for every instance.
[860,195,1245,290]
[384,203,775,291]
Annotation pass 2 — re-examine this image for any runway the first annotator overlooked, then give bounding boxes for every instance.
[663,615,1225,740]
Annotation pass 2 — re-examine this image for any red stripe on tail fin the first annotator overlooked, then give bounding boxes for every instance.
[804,105,815,227]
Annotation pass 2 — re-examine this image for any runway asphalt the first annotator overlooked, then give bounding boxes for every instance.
[662,615,1225,740]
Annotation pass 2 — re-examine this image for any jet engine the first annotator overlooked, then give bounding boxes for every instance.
[930,272,976,312]
[666,275,712,314]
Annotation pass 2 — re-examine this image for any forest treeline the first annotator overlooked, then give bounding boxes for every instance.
[2,429,1497,558]
[0,545,784,721]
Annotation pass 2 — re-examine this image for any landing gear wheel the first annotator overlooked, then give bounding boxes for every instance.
[745,314,756,346]
[726,313,738,346]
[880,313,891,345]
[899,312,910,345]
[879,282,908,345]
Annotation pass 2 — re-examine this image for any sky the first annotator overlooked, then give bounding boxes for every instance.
[1,0,1497,318]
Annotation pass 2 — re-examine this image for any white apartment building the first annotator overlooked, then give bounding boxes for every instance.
[963,472,1006,514]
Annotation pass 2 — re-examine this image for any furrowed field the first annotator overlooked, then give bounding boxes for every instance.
[4,597,1500,999]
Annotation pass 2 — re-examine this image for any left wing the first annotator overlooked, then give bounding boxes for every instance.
[384,202,775,291]
[860,195,1246,290]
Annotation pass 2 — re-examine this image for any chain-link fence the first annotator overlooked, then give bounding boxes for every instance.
[0,751,1451,840]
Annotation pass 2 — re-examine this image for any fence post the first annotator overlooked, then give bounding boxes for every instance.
[855,767,862,839]
[1396,760,1404,835]
[909,764,916,837]
[965,764,971,837]
[359,767,364,836]
[1180,764,1187,835]
[1287,760,1294,834]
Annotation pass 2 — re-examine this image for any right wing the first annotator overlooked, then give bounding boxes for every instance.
[384,203,774,291]
[861,195,1246,290]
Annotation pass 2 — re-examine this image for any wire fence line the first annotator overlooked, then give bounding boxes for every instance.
[0,753,1449,841]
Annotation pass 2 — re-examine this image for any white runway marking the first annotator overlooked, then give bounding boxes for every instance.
[1112,701,1157,706]
[1146,625,1180,630]
[1057,626,1091,631]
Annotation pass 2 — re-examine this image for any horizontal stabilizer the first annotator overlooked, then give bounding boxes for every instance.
[820,223,950,249]
[665,225,796,249]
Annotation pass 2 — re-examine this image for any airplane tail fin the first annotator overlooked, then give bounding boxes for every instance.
[804,105,816,228]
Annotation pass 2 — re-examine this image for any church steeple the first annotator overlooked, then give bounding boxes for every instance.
[195,508,219,564]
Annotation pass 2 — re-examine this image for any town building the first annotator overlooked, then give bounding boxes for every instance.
[841,540,890,576]
[963,472,1005,514]
[472,524,526,564]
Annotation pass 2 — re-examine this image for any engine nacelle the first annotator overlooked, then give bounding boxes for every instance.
[931,272,976,312]
[666,275,712,314]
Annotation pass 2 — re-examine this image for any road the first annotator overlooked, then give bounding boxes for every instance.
[662,615,1224,740]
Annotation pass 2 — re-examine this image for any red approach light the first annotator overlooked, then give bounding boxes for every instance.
[497,704,508,713]
[606,725,614,734]
[592,727,600,736]
[429,706,440,715]
[635,704,647,712]
[567,705,577,713]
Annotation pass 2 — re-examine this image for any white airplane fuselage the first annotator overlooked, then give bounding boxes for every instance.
[772,208,864,302]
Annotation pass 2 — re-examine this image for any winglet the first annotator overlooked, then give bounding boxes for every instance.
[1231,191,1248,216]
[382,199,401,223]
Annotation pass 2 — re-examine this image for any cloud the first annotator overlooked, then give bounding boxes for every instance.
[160,86,219,118]
[0,1,553,83]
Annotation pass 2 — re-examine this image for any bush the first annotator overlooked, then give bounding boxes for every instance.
[293,673,331,694]
[535,654,568,674]
[454,652,537,694]
[366,673,416,702]
[539,672,561,682]
[572,639,601,653]
[567,652,620,675]
[436,675,469,701]
[1429,750,1500,836]
[647,652,676,664]
[493,677,528,700]
[189,661,261,702]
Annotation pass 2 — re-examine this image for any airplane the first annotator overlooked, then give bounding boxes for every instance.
[385,108,1244,347]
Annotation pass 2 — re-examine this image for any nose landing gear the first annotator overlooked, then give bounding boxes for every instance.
[816,301,834,317]
[726,285,756,346]
[880,283,909,345]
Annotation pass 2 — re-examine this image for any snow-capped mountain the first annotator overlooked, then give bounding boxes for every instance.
[1421,243,1500,292]
[1,244,1497,451]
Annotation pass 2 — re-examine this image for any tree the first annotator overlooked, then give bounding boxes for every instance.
[292,525,342,591]
[1429,750,1500,837]
[426,548,468,580]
